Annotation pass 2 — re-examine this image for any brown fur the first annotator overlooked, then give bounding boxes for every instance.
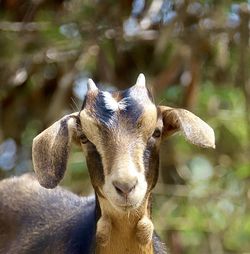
[95,197,154,254]
[0,174,97,254]
[0,74,215,254]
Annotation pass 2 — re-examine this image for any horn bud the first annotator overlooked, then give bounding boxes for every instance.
[135,73,146,87]
[87,79,98,91]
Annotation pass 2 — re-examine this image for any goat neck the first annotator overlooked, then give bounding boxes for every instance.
[95,193,154,254]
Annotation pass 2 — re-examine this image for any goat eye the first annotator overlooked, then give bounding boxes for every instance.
[80,134,89,144]
[137,122,142,129]
[152,128,161,138]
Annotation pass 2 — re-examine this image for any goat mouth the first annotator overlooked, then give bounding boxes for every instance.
[119,204,134,208]
[113,201,139,211]
[115,204,135,212]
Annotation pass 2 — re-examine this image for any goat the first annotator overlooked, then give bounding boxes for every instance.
[0,74,215,254]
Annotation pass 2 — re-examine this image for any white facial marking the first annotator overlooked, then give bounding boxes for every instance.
[102,92,128,112]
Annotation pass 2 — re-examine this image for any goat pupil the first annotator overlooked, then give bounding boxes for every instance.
[152,128,161,138]
[80,134,88,144]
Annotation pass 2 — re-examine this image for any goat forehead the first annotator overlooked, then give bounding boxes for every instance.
[83,85,156,129]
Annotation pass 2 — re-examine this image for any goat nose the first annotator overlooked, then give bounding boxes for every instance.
[113,180,138,196]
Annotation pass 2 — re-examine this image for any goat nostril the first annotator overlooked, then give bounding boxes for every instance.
[113,180,137,196]
[114,186,124,196]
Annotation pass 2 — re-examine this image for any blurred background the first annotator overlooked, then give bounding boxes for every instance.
[0,0,250,253]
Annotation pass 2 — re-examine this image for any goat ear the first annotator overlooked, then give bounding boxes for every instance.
[159,106,215,148]
[32,113,78,189]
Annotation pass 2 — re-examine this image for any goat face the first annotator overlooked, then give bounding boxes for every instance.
[32,74,215,213]
[79,75,160,211]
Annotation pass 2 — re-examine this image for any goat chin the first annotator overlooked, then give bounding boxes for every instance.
[101,192,146,214]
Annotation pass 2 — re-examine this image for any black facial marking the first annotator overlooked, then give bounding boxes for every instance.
[86,142,105,189]
[81,95,87,110]
[90,89,145,129]
[94,91,117,127]
[143,139,160,191]
[120,89,144,126]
